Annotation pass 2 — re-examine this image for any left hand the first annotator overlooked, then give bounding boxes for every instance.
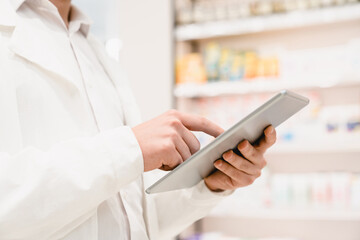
[204,126,276,192]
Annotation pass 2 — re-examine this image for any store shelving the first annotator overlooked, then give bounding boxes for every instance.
[174,78,360,98]
[199,215,360,240]
[209,208,360,221]
[175,3,360,41]
[268,141,360,154]
[174,1,360,239]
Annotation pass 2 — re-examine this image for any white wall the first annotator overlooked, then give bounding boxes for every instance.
[73,0,174,121]
[73,0,120,41]
[117,0,174,121]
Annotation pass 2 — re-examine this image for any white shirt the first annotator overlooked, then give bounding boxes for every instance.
[0,0,231,239]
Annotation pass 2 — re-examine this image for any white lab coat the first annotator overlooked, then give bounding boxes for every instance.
[0,1,229,240]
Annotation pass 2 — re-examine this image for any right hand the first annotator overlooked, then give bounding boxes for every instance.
[132,110,224,172]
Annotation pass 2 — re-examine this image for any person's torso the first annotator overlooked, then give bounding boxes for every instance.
[0,1,149,239]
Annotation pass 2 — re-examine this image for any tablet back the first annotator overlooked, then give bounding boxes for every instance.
[146,90,309,194]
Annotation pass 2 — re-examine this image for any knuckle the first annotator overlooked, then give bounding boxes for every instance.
[169,118,181,128]
[167,109,179,117]
[234,180,243,188]
[168,162,178,170]
[162,141,173,152]
[168,130,178,140]
[243,176,254,186]
[234,172,243,182]
[169,155,181,168]
[249,148,257,158]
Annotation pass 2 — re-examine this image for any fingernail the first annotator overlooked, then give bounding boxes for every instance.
[223,151,232,159]
[215,160,222,168]
[268,126,274,134]
[264,127,272,137]
[238,141,247,150]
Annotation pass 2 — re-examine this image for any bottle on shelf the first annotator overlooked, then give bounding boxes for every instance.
[174,0,359,25]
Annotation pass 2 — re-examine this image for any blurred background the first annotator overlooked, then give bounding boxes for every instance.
[73,0,360,239]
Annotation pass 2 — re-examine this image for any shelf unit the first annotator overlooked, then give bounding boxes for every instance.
[209,208,360,221]
[269,141,360,155]
[266,143,360,174]
[175,4,360,41]
[174,78,360,98]
[174,2,360,240]
[200,215,360,240]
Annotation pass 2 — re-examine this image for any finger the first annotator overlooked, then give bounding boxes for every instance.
[255,125,277,153]
[167,118,201,154]
[177,112,224,138]
[174,134,192,161]
[161,149,183,171]
[237,140,266,167]
[177,124,201,154]
[222,150,259,175]
[214,160,257,187]
[204,171,233,191]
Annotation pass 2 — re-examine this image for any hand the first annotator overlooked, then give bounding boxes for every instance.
[204,126,276,192]
[132,110,224,172]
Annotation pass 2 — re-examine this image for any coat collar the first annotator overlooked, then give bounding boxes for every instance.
[0,0,92,33]
[0,0,40,27]
[2,0,93,92]
[3,0,93,36]
[10,0,25,11]
[0,0,17,27]
[1,0,142,126]
[8,15,83,92]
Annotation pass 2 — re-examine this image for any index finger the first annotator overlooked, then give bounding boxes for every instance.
[177,112,224,138]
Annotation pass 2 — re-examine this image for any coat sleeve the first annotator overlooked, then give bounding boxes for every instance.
[0,72,144,239]
[145,179,233,240]
[0,127,144,239]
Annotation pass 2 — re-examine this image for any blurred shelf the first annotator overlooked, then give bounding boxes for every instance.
[200,214,360,240]
[209,208,360,221]
[174,79,360,98]
[175,4,360,41]
[268,141,360,155]
[266,141,360,173]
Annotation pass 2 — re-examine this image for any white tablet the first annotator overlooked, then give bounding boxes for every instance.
[146,90,309,194]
